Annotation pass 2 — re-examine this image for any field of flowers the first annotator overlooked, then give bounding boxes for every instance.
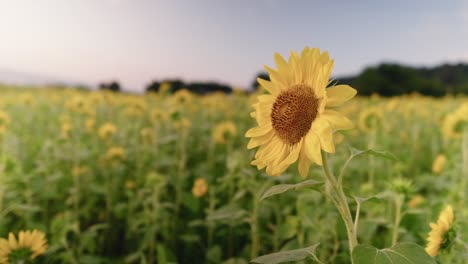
[0,84,466,263]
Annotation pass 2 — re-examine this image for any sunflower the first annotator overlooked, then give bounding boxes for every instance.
[432,154,447,174]
[98,122,117,140]
[103,146,126,162]
[212,121,237,144]
[245,47,356,177]
[0,230,48,263]
[425,205,455,257]
[192,178,208,197]
[442,104,468,139]
[358,107,383,132]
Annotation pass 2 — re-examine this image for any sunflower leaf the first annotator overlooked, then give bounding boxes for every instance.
[260,180,323,201]
[348,146,398,161]
[352,243,436,264]
[251,243,320,264]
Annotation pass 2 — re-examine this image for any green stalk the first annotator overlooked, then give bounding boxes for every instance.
[391,195,403,246]
[321,151,358,261]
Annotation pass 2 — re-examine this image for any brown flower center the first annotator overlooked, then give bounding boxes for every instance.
[271,84,319,144]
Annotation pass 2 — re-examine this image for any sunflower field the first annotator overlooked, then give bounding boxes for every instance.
[0,81,466,263]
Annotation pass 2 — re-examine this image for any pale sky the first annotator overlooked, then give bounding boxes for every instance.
[1,0,467,91]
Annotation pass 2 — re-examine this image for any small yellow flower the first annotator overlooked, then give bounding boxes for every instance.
[125,180,136,190]
[98,123,117,140]
[0,230,48,263]
[408,195,424,208]
[192,178,208,197]
[0,111,10,126]
[71,165,88,177]
[103,147,126,162]
[425,205,455,257]
[212,121,237,144]
[174,118,191,131]
[442,104,468,139]
[150,108,168,123]
[432,154,447,174]
[85,117,96,133]
[61,121,72,139]
[172,89,193,105]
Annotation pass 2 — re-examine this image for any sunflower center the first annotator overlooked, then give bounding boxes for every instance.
[271,84,319,144]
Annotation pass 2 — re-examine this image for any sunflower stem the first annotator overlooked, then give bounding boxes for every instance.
[321,151,358,262]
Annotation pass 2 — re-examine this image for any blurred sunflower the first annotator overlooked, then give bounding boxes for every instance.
[85,117,96,133]
[245,47,356,177]
[61,121,72,139]
[103,146,126,162]
[426,205,455,257]
[212,121,237,144]
[98,122,117,140]
[192,178,208,197]
[358,107,383,132]
[0,111,10,136]
[0,230,48,263]
[0,111,10,126]
[432,154,447,174]
[442,104,468,139]
[408,194,424,208]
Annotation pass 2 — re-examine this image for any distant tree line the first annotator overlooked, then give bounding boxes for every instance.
[145,80,233,95]
[336,63,468,96]
[96,62,468,96]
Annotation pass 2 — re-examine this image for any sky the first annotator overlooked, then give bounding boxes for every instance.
[0,0,467,91]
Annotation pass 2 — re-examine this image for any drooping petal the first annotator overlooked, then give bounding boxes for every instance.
[326,85,357,107]
[272,139,303,175]
[298,142,312,178]
[311,118,335,153]
[304,132,323,165]
[321,110,354,130]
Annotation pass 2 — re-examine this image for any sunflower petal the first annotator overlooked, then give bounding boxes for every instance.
[304,132,323,165]
[326,85,357,107]
[321,110,354,130]
[312,119,335,153]
[245,123,272,138]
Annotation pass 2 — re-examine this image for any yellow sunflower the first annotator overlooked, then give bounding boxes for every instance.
[212,121,237,144]
[98,122,117,140]
[442,104,468,139]
[0,230,48,263]
[425,205,455,257]
[245,47,356,177]
[192,178,208,197]
[432,154,447,174]
[358,107,383,132]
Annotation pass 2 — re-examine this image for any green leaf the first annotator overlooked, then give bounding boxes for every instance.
[251,243,320,264]
[260,180,323,201]
[349,146,398,161]
[352,242,436,264]
[206,205,248,223]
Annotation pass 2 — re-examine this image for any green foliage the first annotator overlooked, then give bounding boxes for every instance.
[251,244,320,264]
[337,63,468,96]
[352,243,436,264]
[260,180,323,201]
